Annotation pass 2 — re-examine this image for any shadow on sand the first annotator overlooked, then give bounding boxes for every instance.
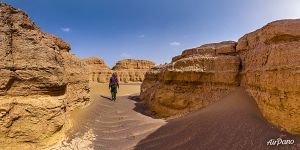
[100,95,112,101]
[133,88,300,150]
[128,95,158,119]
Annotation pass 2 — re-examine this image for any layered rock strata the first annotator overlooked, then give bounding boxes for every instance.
[113,59,155,83]
[141,19,300,134]
[237,19,300,134]
[84,58,155,83]
[83,57,112,83]
[0,3,90,148]
[141,41,241,117]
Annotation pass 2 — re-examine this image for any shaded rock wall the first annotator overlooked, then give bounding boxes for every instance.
[84,58,155,83]
[0,3,90,147]
[141,19,300,134]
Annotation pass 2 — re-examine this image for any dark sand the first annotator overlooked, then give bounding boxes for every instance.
[66,83,166,150]
[134,88,300,150]
[64,85,300,150]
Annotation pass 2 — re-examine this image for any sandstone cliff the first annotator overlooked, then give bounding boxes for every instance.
[84,58,155,83]
[113,59,155,83]
[141,19,300,134]
[237,19,300,134]
[83,57,112,83]
[141,41,241,117]
[0,3,90,148]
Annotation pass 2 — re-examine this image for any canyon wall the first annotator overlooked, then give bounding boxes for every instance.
[141,41,241,117]
[0,3,90,148]
[141,19,300,134]
[237,19,300,134]
[84,58,155,83]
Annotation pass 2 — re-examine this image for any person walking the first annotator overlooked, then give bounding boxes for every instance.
[109,73,119,101]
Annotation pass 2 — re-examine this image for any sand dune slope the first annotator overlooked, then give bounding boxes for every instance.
[135,88,300,150]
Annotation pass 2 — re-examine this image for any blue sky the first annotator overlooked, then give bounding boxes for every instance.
[2,0,300,67]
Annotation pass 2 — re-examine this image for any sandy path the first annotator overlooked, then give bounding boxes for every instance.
[50,85,300,150]
[68,95,165,150]
[90,83,142,97]
[49,83,165,150]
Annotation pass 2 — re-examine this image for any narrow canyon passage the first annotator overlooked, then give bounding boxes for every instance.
[49,83,166,150]
[50,85,300,150]
[69,95,166,150]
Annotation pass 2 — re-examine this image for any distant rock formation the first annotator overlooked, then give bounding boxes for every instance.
[84,58,155,83]
[0,3,90,148]
[141,19,300,134]
[83,57,112,83]
[113,59,155,83]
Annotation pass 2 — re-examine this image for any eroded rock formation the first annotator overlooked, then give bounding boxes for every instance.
[237,19,300,134]
[84,58,155,83]
[83,57,112,83]
[113,59,155,83]
[0,3,90,148]
[141,19,300,134]
[141,41,241,117]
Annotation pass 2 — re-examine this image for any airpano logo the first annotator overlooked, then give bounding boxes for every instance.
[267,138,294,146]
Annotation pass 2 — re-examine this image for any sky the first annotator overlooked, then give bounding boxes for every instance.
[2,0,300,67]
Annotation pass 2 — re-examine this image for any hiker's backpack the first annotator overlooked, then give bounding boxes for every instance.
[110,76,118,85]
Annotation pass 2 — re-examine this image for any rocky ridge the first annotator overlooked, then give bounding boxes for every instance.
[141,19,300,134]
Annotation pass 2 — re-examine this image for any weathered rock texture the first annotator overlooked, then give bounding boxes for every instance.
[237,19,300,134]
[84,58,155,83]
[0,3,90,148]
[141,41,241,117]
[141,19,300,134]
[83,57,112,83]
[113,59,155,83]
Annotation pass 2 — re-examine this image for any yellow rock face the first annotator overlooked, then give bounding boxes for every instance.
[83,57,113,83]
[0,3,90,148]
[141,41,241,117]
[237,19,300,134]
[84,58,155,83]
[113,59,155,83]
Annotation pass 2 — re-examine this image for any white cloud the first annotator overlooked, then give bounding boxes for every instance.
[61,27,71,32]
[169,41,181,46]
[138,34,145,38]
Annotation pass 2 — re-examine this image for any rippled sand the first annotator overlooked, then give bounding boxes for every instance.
[50,85,300,150]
